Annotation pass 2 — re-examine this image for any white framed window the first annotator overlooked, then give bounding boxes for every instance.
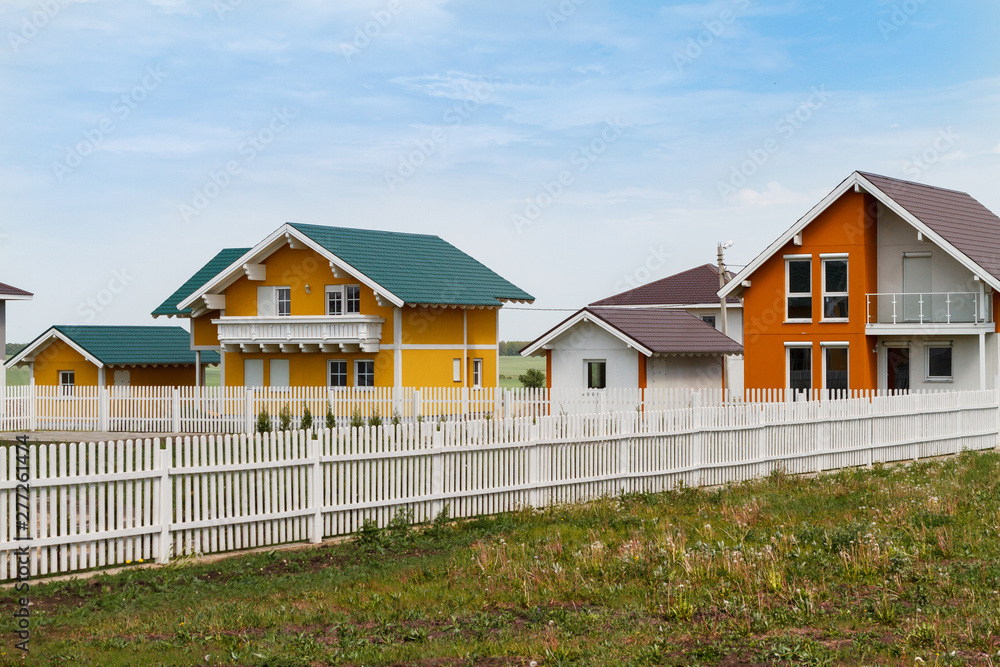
[472,358,483,388]
[822,343,849,393]
[355,359,375,387]
[276,287,291,317]
[926,345,953,382]
[328,360,348,387]
[785,343,812,394]
[821,256,849,321]
[785,256,812,322]
[326,285,361,315]
[701,315,717,328]
[59,370,75,396]
[585,360,607,389]
[257,286,291,316]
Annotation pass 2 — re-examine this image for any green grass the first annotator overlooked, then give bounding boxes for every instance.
[499,355,544,388]
[7,450,1000,665]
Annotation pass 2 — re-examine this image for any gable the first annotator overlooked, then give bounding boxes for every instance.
[153,247,251,317]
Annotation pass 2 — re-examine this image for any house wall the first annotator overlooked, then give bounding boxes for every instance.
[224,350,395,388]
[877,335,984,392]
[548,321,639,389]
[684,306,744,344]
[646,355,724,389]
[192,311,220,347]
[742,190,880,392]
[31,339,199,387]
[877,206,979,295]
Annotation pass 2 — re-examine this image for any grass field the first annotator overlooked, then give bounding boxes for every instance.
[499,355,545,388]
[7,450,1000,665]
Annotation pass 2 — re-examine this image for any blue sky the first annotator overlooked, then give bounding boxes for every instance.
[1,0,998,342]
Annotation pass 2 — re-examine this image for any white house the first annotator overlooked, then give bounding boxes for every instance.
[0,281,33,392]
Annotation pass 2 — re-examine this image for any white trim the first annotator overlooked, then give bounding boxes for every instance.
[5,328,104,369]
[472,357,483,388]
[177,224,406,312]
[520,309,654,358]
[785,344,813,392]
[393,307,402,390]
[354,358,375,387]
[819,341,850,347]
[783,253,811,260]
[924,343,954,382]
[0,294,32,301]
[820,256,849,323]
[380,343,498,351]
[783,341,813,348]
[785,256,812,323]
[720,172,1000,298]
[583,359,607,389]
[821,343,849,392]
[819,252,849,259]
[327,358,348,388]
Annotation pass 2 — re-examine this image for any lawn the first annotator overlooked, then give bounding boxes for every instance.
[6,450,1000,665]
[499,355,545,389]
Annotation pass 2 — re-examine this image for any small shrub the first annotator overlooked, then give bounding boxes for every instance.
[300,404,313,431]
[256,410,272,433]
[279,404,292,432]
[519,368,545,388]
[391,410,401,426]
[368,411,383,428]
[349,410,365,429]
[325,404,335,429]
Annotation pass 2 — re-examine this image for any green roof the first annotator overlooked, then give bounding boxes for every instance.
[152,248,251,317]
[37,326,219,366]
[289,223,535,306]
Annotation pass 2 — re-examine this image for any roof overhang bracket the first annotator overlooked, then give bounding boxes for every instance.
[244,263,266,281]
[285,233,308,250]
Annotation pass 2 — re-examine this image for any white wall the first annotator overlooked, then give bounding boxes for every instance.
[681,306,744,344]
[877,206,979,295]
[878,335,983,392]
[647,355,723,389]
[548,320,639,389]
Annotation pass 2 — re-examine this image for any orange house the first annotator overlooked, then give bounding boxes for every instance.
[721,171,1000,394]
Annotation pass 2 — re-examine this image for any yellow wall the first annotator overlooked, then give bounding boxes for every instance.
[400,306,463,345]
[192,311,220,347]
[30,339,200,387]
[224,350,395,388]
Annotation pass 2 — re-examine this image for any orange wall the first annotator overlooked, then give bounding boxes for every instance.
[743,191,879,391]
[192,312,219,347]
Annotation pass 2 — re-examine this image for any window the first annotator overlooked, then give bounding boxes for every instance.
[326,285,361,315]
[355,360,375,387]
[346,285,361,314]
[276,287,291,316]
[926,346,953,381]
[269,359,290,387]
[452,358,462,382]
[822,258,849,320]
[328,360,348,387]
[786,258,812,321]
[701,315,717,328]
[472,358,483,388]
[244,359,264,387]
[787,346,811,393]
[59,370,75,396]
[586,360,607,389]
[823,346,849,393]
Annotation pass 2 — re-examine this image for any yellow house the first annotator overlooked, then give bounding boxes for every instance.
[153,223,534,389]
[6,325,219,387]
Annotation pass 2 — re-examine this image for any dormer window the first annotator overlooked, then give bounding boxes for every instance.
[326,285,361,315]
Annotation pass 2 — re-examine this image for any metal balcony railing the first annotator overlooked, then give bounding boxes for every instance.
[866,292,987,325]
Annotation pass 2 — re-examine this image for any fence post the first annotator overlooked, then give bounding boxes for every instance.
[171,387,181,433]
[690,391,702,487]
[528,421,541,508]
[98,386,109,432]
[29,379,37,432]
[245,389,254,435]
[155,438,172,564]
[431,425,444,518]
[619,411,632,496]
[413,389,422,421]
[310,429,323,543]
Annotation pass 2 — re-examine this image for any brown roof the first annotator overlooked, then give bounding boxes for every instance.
[860,172,1000,282]
[582,307,743,355]
[0,282,32,299]
[590,263,738,306]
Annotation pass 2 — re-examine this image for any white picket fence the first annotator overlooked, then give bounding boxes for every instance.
[0,383,946,435]
[1,388,997,581]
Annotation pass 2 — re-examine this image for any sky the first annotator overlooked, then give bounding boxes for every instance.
[1,0,999,343]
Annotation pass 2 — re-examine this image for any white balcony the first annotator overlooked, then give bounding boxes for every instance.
[214,315,384,354]
[866,292,993,335]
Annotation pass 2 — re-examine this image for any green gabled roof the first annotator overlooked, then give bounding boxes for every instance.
[39,326,219,366]
[289,223,534,306]
[152,248,251,317]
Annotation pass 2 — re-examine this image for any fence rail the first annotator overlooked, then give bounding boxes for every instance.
[1,388,997,581]
[0,383,955,435]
